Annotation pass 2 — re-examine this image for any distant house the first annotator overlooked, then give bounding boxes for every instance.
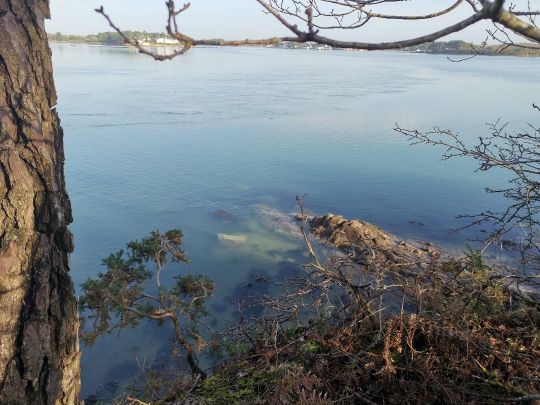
[156,37,180,45]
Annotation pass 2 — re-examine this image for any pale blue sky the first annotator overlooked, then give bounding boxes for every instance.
[46,0,502,43]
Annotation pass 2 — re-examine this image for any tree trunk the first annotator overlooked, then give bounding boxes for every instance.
[0,1,80,403]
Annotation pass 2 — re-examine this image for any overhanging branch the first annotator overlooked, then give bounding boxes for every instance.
[95,0,540,61]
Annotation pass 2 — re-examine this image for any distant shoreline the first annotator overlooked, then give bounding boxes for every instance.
[49,39,540,58]
[50,40,178,48]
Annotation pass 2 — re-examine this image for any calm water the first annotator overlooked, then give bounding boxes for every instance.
[51,44,538,398]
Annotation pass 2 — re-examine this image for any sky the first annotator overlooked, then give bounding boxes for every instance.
[45,0,513,43]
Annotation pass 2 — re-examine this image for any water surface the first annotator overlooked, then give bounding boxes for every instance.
[51,44,538,398]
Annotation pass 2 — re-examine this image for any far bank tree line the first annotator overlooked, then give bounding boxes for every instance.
[403,39,540,56]
[48,31,540,57]
[48,31,176,45]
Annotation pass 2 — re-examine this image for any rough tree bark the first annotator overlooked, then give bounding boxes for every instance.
[0,1,80,404]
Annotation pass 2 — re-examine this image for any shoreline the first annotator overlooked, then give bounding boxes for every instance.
[49,40,540,57]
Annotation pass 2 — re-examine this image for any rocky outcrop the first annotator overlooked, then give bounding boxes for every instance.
[308,214,440,274]
[307,214,540,304]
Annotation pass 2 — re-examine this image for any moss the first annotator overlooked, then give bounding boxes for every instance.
[196,368,281,404]
[302,340,321,353]
[196,375,253,404]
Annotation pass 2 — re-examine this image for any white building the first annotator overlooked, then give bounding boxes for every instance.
[156,37,180,45]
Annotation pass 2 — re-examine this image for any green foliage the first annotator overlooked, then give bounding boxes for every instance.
[197,375,255,404]
[96,31,125,45]
[425,251,508,319]
[48,32,97,43]
[302,340,321,353]
[78,228,212,368]
[464,245,486,274]
[172,275,213,301]
[128,229,187,267]
[79,250,152,345]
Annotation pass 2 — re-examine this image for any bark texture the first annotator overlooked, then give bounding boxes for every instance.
[0,1,80,403]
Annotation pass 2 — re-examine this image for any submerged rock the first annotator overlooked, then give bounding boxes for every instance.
[211,209,234,220]
[218,233,247,244]
[254,206,303,239]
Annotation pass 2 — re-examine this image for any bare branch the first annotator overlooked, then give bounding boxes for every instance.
[364,0,464,20]
[395,106,540,264]
[95,0,540,61]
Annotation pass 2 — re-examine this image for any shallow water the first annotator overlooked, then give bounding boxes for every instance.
[50,44,538,398]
